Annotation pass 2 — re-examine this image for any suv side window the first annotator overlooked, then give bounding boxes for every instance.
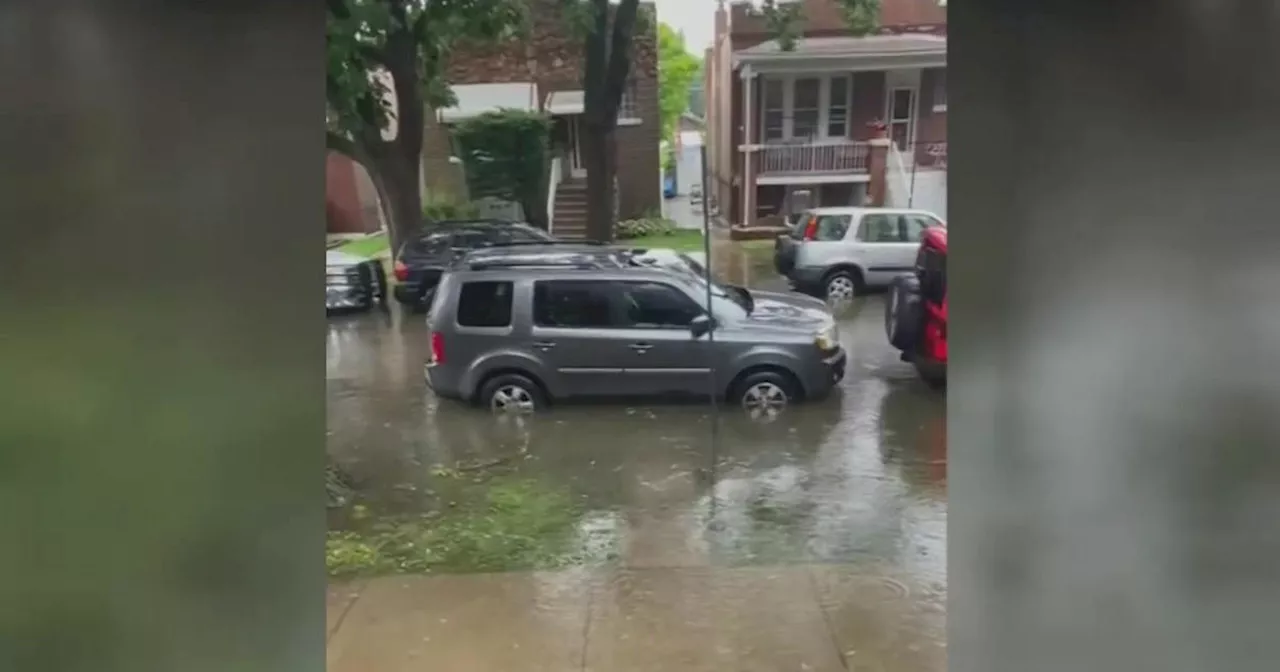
[533,280,615,328]
[814,214,852,241]
[451,229,490,249]
[616,281,703,328]
[858,214,901,243]
[456,281,513,327]
[405,231,450,256]
[508,226,553,243]
[903,215,938,243]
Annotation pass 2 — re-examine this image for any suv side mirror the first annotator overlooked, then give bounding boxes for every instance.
[689,314,714,339]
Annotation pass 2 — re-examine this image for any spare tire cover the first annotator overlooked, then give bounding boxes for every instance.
[885,274,923,351]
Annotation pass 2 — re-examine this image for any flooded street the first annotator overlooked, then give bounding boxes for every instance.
[325,243,946,671]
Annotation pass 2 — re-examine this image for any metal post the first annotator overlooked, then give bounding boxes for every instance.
[699,143,720,522]
[908,141,919,208]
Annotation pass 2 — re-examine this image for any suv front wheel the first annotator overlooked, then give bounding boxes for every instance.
[732,370,799,422]
[478,373,546,414]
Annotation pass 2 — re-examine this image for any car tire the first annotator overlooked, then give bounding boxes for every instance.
[886,275,923,351]
[822,269,861,303]
[478,373,546,414]
[917,364,946,390]
[369,260,389,308]
[731,370,800,422]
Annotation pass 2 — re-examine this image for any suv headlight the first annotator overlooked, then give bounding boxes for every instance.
[814,323,839,352]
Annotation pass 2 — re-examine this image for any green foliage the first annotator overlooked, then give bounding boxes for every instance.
[657,23,701,144]
[753,0,883,52]
[421,195,480,221]
[452,109,553,224]
[755,0,806,51]
[616,216,676,240]
[325,479,616,576]
[326,0,527,142]
[834,0,883,36]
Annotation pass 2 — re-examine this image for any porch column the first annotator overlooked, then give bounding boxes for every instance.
[740,66,756,227]
[866,122,891,207]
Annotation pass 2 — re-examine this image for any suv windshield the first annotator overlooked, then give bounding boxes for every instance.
[658,253,753,314]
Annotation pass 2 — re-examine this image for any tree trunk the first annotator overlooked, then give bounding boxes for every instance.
[582,122,616,242]
[368,148,420,252]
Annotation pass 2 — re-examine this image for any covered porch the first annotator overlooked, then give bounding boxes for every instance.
[733,34,946,221]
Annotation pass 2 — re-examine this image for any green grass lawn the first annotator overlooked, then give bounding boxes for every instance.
[333,232,390,259]
[618,229,708,252]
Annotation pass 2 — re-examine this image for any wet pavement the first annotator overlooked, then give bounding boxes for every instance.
[325,241,946,671]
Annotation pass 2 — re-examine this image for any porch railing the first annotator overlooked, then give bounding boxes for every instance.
[546,155,562,234]
[756,140,870,175]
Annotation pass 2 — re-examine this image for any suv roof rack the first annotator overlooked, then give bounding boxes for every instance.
[465,260,611,271]
[484,240,607,248]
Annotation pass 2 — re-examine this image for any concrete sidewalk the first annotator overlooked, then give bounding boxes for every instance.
[327,564,945,672]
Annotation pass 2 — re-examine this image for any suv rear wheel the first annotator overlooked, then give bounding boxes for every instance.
[823,269,861,303]
[732,370,799,422]
[479,373,545,414]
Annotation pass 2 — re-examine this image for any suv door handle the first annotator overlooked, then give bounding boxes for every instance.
[629,342,652,353]
[533,341,556,351]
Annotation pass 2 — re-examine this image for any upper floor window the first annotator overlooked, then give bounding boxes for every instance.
[759,74,852,142]
[619,78,640,121]
[762,79,785,141]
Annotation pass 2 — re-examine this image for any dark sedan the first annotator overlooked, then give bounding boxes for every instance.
[392,220,557,312]
[326,250,388,313]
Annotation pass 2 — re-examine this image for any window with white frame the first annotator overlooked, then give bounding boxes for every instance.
[759,74,853,142]
[828,75,851,137]
[792,77,821,139]
[619,78,640,120]
[762,79,785,141]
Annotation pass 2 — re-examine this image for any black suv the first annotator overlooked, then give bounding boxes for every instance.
[392,220,557,311]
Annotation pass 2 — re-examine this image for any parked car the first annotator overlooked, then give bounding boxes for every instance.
[423,244,846,417]
[392,220,557,312]
[773,207,945,302]
[326,249,387,313]
[885,227,947,388]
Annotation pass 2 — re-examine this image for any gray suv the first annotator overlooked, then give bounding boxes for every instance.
[423,245,846,416]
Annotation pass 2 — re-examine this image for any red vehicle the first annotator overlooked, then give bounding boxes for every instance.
[885,227,947,388]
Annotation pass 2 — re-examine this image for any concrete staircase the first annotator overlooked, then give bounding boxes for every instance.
[552,178,589,241]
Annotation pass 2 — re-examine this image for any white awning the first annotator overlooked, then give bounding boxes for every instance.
[544,90,585,116]
[734,35,946,73]
[438,82,539,122]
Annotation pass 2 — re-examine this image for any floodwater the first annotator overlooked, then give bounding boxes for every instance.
[325,242,947,671]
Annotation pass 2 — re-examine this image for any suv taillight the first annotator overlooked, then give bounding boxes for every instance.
[393,260,409,282]
[802,216,819,241]
[430,331,445,364]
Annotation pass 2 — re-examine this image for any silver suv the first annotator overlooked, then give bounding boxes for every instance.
[423,245,846,416]
[774,207,946,301]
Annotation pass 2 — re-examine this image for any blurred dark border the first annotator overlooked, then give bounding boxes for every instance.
[0,3,324,671]
[951,1,1280,671]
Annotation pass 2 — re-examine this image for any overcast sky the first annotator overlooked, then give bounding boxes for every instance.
[651,0,718,54]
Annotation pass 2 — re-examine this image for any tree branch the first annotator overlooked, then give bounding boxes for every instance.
[602,0,641,123]
[583,0,610,124]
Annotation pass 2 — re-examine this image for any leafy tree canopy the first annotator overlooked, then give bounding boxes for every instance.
[657,23,701,144]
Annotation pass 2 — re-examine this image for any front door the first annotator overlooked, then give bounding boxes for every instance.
[612,280,712,397]
[528,279,629,397]
[886,87,917,153]
[568,117,587,178]
[855,212,918,287]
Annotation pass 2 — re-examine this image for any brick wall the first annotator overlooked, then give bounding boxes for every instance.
[326,153,378,234]
[445,0,661,219]
[729,0,946,48]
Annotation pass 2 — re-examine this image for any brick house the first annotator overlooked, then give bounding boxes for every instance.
[705,0,947,227]
[440,0,662,238]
